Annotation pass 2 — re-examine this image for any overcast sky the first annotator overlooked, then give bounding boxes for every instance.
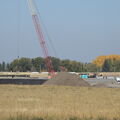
[0,0,120,63]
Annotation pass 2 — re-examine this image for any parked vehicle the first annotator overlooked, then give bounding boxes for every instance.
[116,77,120,83]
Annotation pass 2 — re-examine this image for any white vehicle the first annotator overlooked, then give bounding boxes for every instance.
[116,77,120,83]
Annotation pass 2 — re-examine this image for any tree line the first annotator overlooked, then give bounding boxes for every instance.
[0,56,120,72]
[0,57,98,72]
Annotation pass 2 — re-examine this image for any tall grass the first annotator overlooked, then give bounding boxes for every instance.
[0,85,120,120]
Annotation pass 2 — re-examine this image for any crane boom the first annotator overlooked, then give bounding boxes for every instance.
[27,0,37,15]
[27,0,54,74]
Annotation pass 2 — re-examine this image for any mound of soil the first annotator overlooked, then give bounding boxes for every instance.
[44,72,90,87]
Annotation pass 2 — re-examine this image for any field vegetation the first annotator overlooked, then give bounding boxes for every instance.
[0,85,120,120]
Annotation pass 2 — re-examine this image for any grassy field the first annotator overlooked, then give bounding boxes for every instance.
[0,85,120,120]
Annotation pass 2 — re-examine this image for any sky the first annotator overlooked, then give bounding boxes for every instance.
[0,0,120,63]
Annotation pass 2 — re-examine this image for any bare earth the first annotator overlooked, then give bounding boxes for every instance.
[44,72,90,87]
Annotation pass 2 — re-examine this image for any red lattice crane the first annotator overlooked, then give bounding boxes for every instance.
[27,0,54,74]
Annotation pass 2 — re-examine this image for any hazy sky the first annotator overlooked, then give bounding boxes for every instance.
[0,0,120,63]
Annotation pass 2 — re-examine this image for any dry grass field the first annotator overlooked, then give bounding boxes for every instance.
[0,85,120,120]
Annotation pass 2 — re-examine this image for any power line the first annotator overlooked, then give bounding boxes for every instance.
[34,0,58,58]
[17,0,21,59]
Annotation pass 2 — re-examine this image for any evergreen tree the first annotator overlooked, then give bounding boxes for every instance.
[0,63,2,71]
[6,63,10,71]
[113,60,120,72]
[1,61,6,71]
[102,59,112,72]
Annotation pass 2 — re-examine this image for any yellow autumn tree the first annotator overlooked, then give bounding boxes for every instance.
[92,55,120,67]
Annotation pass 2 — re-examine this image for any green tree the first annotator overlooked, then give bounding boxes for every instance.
[102,59,112,72]
[10,58,32,72]
[51,57,60,71]
[19,58,32,72]
[6,63,10,71]
[60,59,70,71]
[32,57,45,72]
[9,59,19,72]
[0,63,2,71]
[113,60,120,72]
[1,61,6,71]
[68,61,83,72]
[85,63,98,72]
[60,60,84,72]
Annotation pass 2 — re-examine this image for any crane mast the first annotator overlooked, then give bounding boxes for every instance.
[27,0,54,74]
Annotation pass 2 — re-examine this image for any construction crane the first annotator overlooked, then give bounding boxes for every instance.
[27,0,55,75]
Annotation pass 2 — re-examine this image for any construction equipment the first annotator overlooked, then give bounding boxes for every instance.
[27,0,55,75]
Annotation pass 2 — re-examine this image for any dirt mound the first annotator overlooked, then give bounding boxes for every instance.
[44,72,90,87]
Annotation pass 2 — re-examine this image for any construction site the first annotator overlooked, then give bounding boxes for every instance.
[0,0,120,120]
[0,71,120,88]
[0,0,120,87]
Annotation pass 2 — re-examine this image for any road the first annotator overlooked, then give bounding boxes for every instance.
[85,78,120,88]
